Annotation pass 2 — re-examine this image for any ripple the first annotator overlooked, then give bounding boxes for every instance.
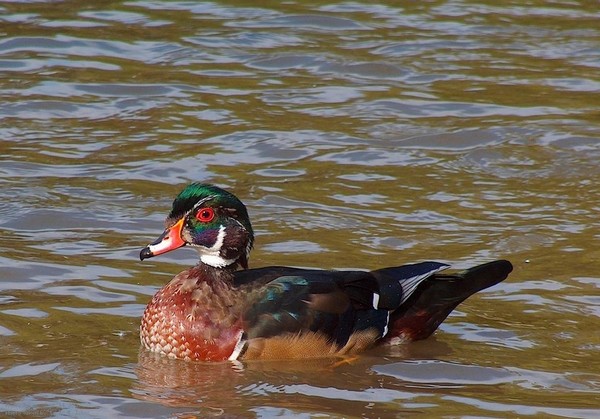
[186,31,305,49]
[0,58,120,72]
[2,308,48,319]
[236,14,369,31]
[54,304,144,317]
[78,10,159,25]
[261,240,328,254]
[374,360,513,386]
[43,285,135,304]
[0,362,60,378]
[445,395,600,418]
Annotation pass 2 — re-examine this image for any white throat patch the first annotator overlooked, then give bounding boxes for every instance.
[198,225,237,268]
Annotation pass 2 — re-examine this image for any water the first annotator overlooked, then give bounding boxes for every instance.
[1,0,599,417]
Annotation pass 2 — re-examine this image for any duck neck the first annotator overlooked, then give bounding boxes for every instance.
[195,260,238,284]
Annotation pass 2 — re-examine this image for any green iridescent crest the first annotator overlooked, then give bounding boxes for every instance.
[168,182,253,235]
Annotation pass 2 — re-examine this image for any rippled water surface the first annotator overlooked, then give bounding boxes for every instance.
[1,1,599,417]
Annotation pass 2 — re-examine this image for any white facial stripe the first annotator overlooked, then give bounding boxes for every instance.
[191,195,216,212]
[198,225,237,268]
[210,225,226,251]
[200,254,237,268]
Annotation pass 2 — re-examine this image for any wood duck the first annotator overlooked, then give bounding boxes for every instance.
[139,183,512,362]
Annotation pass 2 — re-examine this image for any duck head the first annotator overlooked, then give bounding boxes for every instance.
[139,183,254,269]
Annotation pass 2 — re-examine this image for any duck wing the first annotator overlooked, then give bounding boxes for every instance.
[233,262,451,359]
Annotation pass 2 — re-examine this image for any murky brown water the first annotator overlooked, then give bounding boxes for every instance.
[1,1,599,417]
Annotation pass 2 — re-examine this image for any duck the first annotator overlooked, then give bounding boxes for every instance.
[139,183,512,362]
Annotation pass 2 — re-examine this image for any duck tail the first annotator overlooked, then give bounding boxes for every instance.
[385,259,513,342]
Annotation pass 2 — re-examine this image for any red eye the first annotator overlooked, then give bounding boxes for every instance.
[195,207,215,223]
